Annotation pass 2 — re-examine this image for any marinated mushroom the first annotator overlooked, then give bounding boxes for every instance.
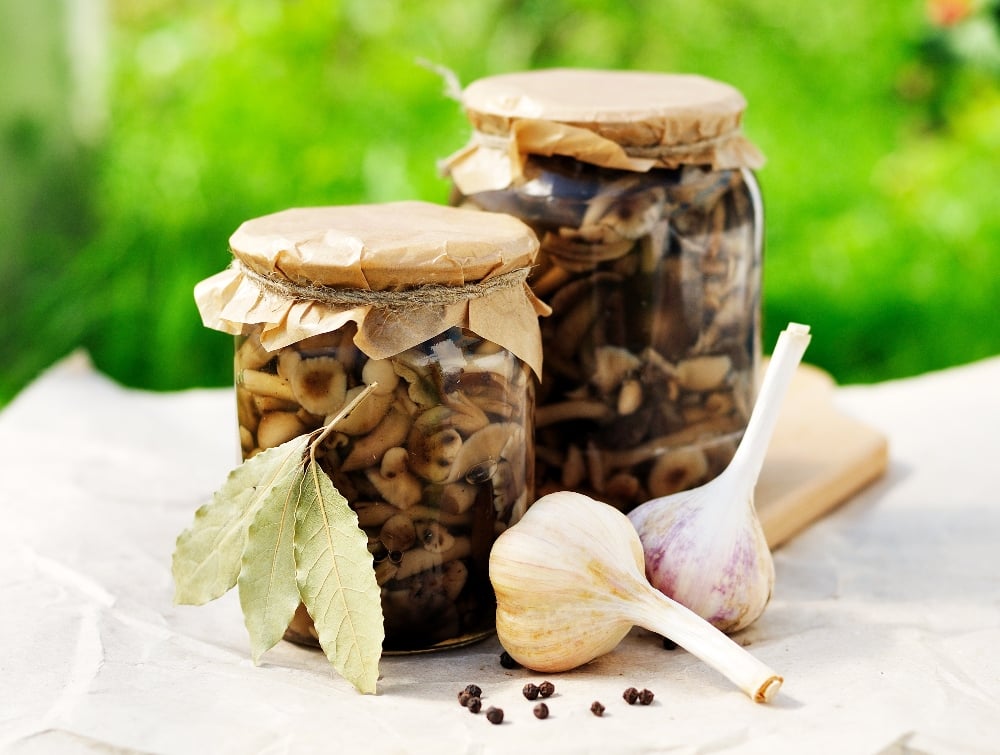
[237,332,274,371]
[445,423,525,485]
[289,356,348,415]
[380,513,417,552]
[328,386,394,436]
[234,326,534,650]
[647,447,710,498]
[408,427,463,483]
[241,369,296,402]
[340,407,412,472]
[438,481,479,515]
[441,559,468,601]
[361,358,400,395]
[366,460,422,510]
[417,521,456,553]
[256,411,307,450]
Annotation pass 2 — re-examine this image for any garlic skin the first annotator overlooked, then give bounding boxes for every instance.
[628,485,774,633]
[628,323,812,633]
[491,493,644,672]
[490,491,783,703]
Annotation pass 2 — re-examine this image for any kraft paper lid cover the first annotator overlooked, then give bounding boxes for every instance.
[194,201,548,377]
[444,68,765,194]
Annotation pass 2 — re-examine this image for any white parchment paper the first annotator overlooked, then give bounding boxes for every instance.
[1,351,998,754]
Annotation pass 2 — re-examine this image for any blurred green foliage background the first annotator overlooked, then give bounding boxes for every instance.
[2,0,999,406]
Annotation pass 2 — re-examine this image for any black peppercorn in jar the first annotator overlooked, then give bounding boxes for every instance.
[194,201,546,652]
[445,69,766,513]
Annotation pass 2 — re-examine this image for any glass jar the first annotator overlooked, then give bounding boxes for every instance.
[195,201,546,652]
[445,69,765,513]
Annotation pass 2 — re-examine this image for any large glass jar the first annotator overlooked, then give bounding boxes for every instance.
[195,201,546,652]
[445,69,765,513]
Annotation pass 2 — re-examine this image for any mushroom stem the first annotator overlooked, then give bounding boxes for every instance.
[600,415,742,469]
[535,400,615,427]
[531,265,573,298]
[241,369,296,402]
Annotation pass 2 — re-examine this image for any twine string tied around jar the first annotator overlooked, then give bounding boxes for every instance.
[235,260,531,311]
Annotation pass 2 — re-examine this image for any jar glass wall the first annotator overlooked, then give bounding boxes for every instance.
[234,322,535,651]
[455,155,762,512]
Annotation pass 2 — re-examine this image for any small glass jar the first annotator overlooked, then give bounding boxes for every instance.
[446,69,766,513]
[195,201,545,652]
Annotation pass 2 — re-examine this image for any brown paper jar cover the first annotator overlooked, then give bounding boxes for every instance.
[444,68,765,195]
[194,201,548,376]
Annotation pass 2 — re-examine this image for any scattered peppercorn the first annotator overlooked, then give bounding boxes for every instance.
[458,689,472,707]
[662,636,678,650]
[465,684,482,697]
[538,681,555,698]
[638,688,655,705]
[533,702,549,719]
[623,687,640,705]
[467,696,483,714]
[499,651,520,669]
[485,706,504,724]
[522,683,540,700]
[590,701,605,717]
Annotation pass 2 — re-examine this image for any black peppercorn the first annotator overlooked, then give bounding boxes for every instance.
[623,686,640,705]
[538,680,555,698]
[533,702,549,719]
[485,706,504,724]
[499,651,520,669]
[638,688,655,705]
[590,701,605,717]
[522,683,540,700]
[465,684,482,697]
[467,696,482,714]
[458,690,472,707]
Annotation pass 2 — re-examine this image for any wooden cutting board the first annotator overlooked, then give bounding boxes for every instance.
[756,363,889,549]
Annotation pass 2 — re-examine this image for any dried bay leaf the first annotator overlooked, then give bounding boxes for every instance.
[237,460,305,664]
[172,435,309,605]
[171,383,384,692]
[295,459,383,694]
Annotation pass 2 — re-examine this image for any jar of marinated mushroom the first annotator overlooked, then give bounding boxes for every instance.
[444,69,765,513]
[194,201,547,652]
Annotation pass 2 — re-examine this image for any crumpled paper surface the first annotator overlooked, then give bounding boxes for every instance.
[1,351,998,754]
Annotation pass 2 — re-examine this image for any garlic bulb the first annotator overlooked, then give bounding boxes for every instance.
[490,491,783,703]
[628,323,812,633]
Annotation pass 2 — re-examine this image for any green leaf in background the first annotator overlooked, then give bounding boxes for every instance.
[294,459,384,695]
[237,458,307,664]
[172,435,309,605]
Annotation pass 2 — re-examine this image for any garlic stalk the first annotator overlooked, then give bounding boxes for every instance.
[489,491,783,703]
[628,322,812,633]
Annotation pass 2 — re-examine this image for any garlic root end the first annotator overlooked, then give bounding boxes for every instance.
[755,675,783,704]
